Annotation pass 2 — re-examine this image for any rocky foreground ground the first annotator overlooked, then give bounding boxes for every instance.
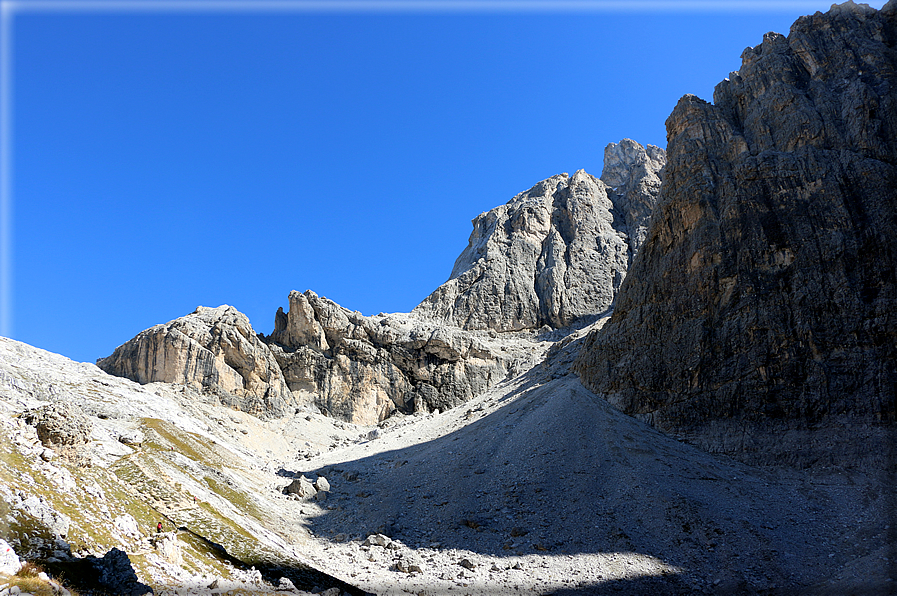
[0,328,894,595]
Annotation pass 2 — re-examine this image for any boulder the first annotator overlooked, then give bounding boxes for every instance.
[575,1,897,469]
[98,305,293,419]
[363,533,390,547]
[0,539,21,576]
[283,476,317,499]
[24,402,92,447]
[113,514,140,539]
[153,535,182,564]
[14,493,71,539]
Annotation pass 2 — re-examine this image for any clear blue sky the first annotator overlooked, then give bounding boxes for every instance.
[3,0,887,364]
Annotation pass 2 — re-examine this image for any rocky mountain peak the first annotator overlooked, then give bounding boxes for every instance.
[601,138,665,256]
[413,139,665,333]
[98,140,664,424]
[7,4,897,595]
[601,138,664,189]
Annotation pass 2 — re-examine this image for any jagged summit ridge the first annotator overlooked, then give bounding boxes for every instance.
[412,139,665,332]
[98,141,661,424]
[263,288,536,424]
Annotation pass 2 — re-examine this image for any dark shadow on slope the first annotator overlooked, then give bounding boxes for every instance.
[41,531,368,596]
[286,361,895,595]
[276,467,303,479]
[548,573,705,596]
[44,547,153,596]
[174,525,369,595]
[533,312,609,343]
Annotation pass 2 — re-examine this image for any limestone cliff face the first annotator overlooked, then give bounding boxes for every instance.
[266,290,534,425]
[98,144,662,424]
[575,1,897,468]
[97,306,293,418]
[412,140,665,332]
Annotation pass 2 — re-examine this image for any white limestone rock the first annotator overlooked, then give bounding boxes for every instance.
[113,514,141,539]
[266,290,535,424]
[0,540,22,576]
[602,138,666,256]
[24,402,93,447]
[413,140,664,332]
[97,305,293,418]
[284,476,317,499]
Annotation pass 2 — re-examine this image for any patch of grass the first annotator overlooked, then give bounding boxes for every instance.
[141,418,229,468]
[181,501,286,567]
[15,560,44,577]
[5,576,57,596]
[204,476,265,522]
[7,564,82,596]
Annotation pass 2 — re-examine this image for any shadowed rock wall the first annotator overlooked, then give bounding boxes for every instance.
[575,1,897,468]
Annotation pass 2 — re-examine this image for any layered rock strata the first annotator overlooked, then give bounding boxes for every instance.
[97,306,293,418]
[266,290,535,425]
[412,140,664,332]
[575,1,897,468]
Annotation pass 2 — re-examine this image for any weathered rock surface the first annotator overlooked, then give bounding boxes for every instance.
[24,402,92,447]
[575,0,897,468]
[412,141,664,332]
[267,290,536,424]
[602,139,667,256]
[283,476,317,499]
[97,306,293,418]
[2,489,73,561]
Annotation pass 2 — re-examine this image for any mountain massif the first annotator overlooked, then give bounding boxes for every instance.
[98,139,665,426]
[2,2,896,595]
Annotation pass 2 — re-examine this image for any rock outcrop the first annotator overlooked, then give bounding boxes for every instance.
[24,402,93,447]
[575,1,897,468]
[412,141,664,332]
[97,306,293,418]
[83,548,154,596]
[0,540,22,576]
[98,142,663,425]
[266,290,535,424]
[602,139,666,257]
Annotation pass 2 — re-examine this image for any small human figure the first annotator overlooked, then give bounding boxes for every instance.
[157,522,163,534]
[193,495,197,505]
